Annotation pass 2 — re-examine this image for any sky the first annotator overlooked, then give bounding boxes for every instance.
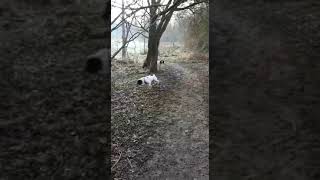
[111,0,148,24]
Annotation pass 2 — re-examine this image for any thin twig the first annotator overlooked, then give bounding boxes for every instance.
[127,157,133,168]
[111,152,122,170]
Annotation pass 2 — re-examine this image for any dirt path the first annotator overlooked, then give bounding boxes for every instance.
[111,59,209,179]
[136,61,209,179]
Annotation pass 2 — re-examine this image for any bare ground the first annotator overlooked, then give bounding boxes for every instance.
[111,54,209,179]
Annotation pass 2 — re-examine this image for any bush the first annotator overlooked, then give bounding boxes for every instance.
[181,4,209,53]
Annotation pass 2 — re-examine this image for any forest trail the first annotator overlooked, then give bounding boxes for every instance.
[111,57,209,179]
[137,61,209,178]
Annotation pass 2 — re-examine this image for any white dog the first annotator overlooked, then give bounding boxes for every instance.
[137,74,159,86]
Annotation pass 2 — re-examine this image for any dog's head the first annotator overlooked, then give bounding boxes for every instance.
[137,79,143,85]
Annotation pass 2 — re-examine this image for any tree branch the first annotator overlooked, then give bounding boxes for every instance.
[111,31,145,60]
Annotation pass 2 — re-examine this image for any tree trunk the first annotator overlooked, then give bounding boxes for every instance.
[143,34,160,72]
[143,0,160,72]
[121,0,127,60]
[143,37,146,54]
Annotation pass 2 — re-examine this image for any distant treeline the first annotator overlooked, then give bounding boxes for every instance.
[180,4,209,53]
[160,3,209,53]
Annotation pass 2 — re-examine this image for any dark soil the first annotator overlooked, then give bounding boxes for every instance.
[0,1,110,179]
[111,55,209,179]
[212,0,320,179]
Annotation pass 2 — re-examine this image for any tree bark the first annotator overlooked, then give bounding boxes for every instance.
[143,0,160,72]
[143,33,160,72]
[121,0,127,60]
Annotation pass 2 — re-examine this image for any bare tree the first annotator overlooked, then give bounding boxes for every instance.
[121,0,127,60]
[110,0,207,67]
[111,0,149,60]
[142,0,208,72]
